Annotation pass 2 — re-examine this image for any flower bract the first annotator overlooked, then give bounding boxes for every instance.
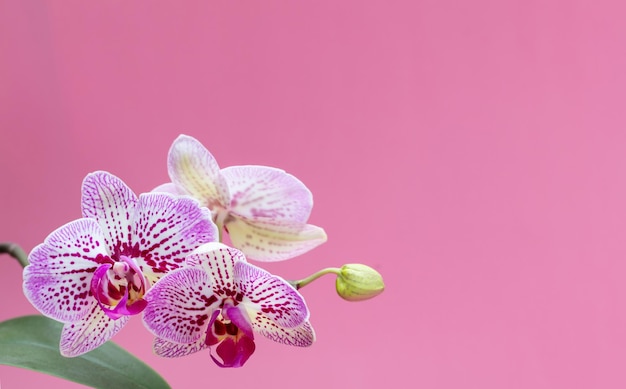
[154,134,327,261]
[142,242,315,367]
[23,171,218,356]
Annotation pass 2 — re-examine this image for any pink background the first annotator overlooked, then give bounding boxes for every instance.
[2,1,626,388]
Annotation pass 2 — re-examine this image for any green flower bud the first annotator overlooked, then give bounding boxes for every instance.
[335,264,384,301]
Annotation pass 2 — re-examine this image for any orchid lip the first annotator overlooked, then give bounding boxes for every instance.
[205,309,256,368]
[91,256,148,320]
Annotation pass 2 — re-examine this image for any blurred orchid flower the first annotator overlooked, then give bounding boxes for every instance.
[23,171,218,356]
[142,242,315,368]
[154,134,327,261]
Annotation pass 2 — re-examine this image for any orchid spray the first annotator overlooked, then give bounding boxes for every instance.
[0,134,384,388]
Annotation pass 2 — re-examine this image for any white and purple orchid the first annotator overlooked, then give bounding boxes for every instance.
[23,171,218,356]
[142,242,315,368]
[154,134,327,261]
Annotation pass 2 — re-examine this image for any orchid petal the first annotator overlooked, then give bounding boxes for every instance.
[131,192,218,283]
[60,304,129,357]
[254,319,315,347]
[153,335,210,358]
[235,261,309,328]
[221,165,313,224]
[23,218,108,323]
[152,182,185,195]
[226,218,327,261]
[167,134,231,209]
[185,243,246,294]
[81,171,138,256]
[143,267,216,344]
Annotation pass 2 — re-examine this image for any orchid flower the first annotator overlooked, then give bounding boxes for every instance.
[154,134,327,261]
[23,171,218,356]
[142,242,315,367]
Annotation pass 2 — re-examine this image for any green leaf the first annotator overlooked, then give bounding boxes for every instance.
[0,315,171,389]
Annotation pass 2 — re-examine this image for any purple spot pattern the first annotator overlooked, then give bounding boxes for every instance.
[255,320,315,347]
[131,193,217,282]
[143,267,217,344]
[81,171,137,256]
[23,218,107,323]
[187,246,245,297]
[60,304,129,357]
[234,261,309,328]
[153,334,209,358]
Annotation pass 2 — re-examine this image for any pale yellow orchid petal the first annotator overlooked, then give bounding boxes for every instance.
[167,134,231,208]
[226,217,327,261]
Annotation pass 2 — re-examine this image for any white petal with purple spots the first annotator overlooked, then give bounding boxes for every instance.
[153,335,210,358]
[81,171,138,256]
[235,261,309,328]
[60,304,129,357]
[23,218,108,323]
[143,267,217,344]
[185,243,246,294]
[131,193,218,283]
[254,319,315,347]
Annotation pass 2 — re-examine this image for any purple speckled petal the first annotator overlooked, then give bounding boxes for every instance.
[152,182,186,195]
[153,335,210,358]
[226,218,327,261]
[235,261,309,328]
[131,192,218,283]
[143,267,217,344]
[81,171,138,256]
[254,319,315,347]
[23,218,108,323]
[167,135,231,209]
[60,304,130,357]
[221,165,313,224]
[185,243,246,295]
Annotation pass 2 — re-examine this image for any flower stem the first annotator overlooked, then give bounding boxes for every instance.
[0,242,28,268]
[214,210,228,244]
[288,267,341,290]
[217,221,223,243]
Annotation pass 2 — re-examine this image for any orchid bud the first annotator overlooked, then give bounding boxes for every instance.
[335,264,384,301]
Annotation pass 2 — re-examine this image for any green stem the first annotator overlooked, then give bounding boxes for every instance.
[217,220,224,243]
[214,210,228,243]
[288,267,341,290]
[0,242,28,268]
